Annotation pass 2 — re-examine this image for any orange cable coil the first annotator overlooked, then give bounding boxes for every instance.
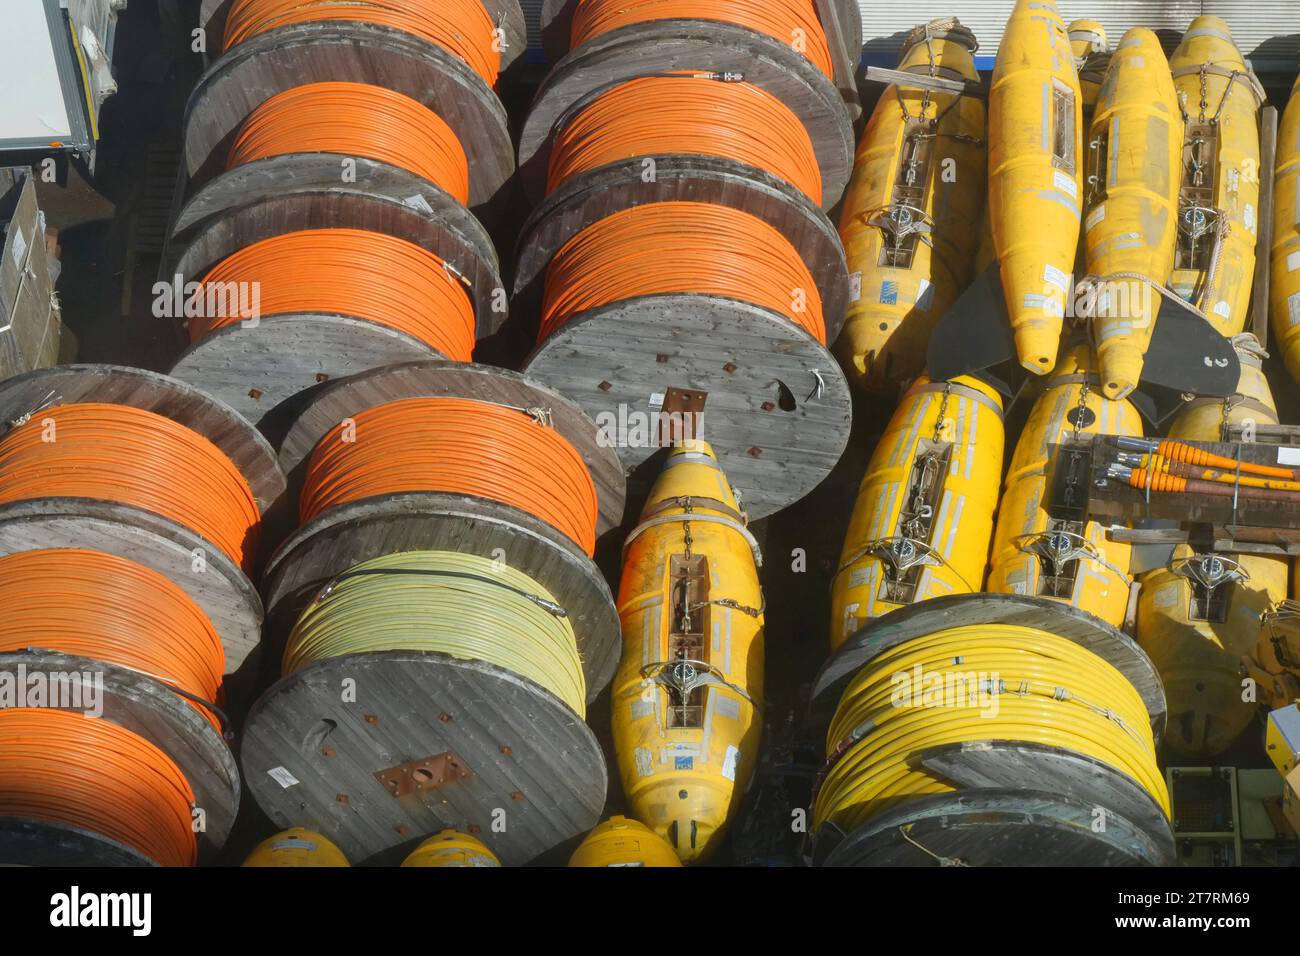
[300,397,599,555]
[547,75,822,203]
[189,228,476,362]
[539,201,826,343]
[222,0,500,86]
[570,0,834,79]
[228,81,470,204]
[0,549,225,730]
[0,708,198,867]
[0,404,260,572]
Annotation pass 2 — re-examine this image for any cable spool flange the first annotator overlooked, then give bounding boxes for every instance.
[523,292,852,520]
[536,0,864,108]
[0,651,241,865]
[267,359,626,698]
[197,0,529,74]
[0,365,282,677]
[513,156,850,344]
[164,154,505,434]
[181,22,513,213]
[518,20,854,209]
[241,648,608,866]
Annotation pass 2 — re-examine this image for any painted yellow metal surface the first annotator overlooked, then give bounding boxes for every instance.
[832,375,1004,650]
[1137,335,1291,758]
[400,830,501,867]
[987,344,1141,627]
[611,440,762,863]
[241,828,349,867]
[836,21,986,390]
[989,0,1084,376]
[1169,17,1263,336]
[1068,19,1109,120]
[568,816,683,868]
[1270,75,1300,385]
[1081,28,1183,401]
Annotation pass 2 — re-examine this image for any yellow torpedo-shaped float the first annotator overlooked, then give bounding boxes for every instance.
[242,828,350,867]
[1270,75,1300,385]
[989,0,1083,375]
[987,343,1142,627]
[1169,17,1263,335]
[1137,334,1291,758]
[568,817,683,868]
[400,830,501,867]
[836,19,986,390]
[1081,28,1183,400]
[1068,19,1110,122]
[611,441,763,863]
[832,375,1004,649]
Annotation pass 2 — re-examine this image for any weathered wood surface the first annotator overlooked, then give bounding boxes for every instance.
[518,21,854,209]
[513,156,850,342]
[261,492,622,699]
[0,819,153,867]
[523,294,852,520]
[242,651,607,866]
[0,170,65,378]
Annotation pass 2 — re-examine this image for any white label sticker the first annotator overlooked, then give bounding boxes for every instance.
[8,225,27,269]
[1289,291,1300,327]
[722,745,739,782]
[842,602,860,638]
[916,279,934,311]
[1053,169,1078,199]
[1085,204,1106,231]
[1043,263,1069,292]
[267,766,300,789]
[1278,447,1300,466]
[1244,203,1257,235]
[634,747,654,777]
[1287,250,1300,273]
[715,695,741,720]
[403,193,434,215]
[848,271,863,302]
[648,392,665,409]
[1214,300,1231,319]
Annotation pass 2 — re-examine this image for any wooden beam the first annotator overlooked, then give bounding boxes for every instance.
[1252,105,1279,345]
[863,65,985,98]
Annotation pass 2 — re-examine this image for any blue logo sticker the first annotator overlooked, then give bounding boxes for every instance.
[880,280,899,305]
[674,756,694,770]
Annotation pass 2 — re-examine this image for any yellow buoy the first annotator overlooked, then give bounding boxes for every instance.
[987,343,1142,627]
[400,830,501,867]
[832,375,1004,649]
[1081,27,1183,400]
[1169,17,1263,336]
[611,440,763,863]
[1270,74,1300,385]
[1068,19,1110,120]
[836,19,986,390]
[1243,601,1300,712]
[1137,334,1291,758]
[242,828,350,867]
[568,816,683,867]
[989,0,1084,375]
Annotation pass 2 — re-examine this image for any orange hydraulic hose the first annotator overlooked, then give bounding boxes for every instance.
[540,201,826,343]
[0,708,197,867]
[300,397,599,555]
[1149,440,1299,480]
[0,404,259,573]
[222,0,500,87]
[571,0,835,79]
[0,550,225,730]
[189,229,476,362]
[547,75,822,203]
[1122,468,1300,504]
[228,82,470,204]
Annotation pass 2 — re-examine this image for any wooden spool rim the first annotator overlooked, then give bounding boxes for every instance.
[167,314,447,437]
[168,153,505,337]
[0,650,241,862]
[241,649,607,866]
[522,292,853,521]
[0,363,284,513]
[536,0,865,90]
[181,21,513,209]
[512,155,849,343]
[0,818,155,867]
[0,499,264,676]
[260,491,622,700]
[517,19,854,210]
[810,593,1168,738]
[276,358,627,533]
[817,788,1176,867]
[196,0,530,73]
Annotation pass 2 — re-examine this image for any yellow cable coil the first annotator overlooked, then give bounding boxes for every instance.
[814,624,1169,836]
[284,550,587,717]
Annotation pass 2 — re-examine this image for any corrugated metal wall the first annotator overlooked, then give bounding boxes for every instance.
[519,1,1300,73]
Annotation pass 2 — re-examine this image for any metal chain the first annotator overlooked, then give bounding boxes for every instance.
[931,381,952,444]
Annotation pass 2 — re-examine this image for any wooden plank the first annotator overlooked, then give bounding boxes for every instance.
[1252,105,1279,345]
[0,169,65,378]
